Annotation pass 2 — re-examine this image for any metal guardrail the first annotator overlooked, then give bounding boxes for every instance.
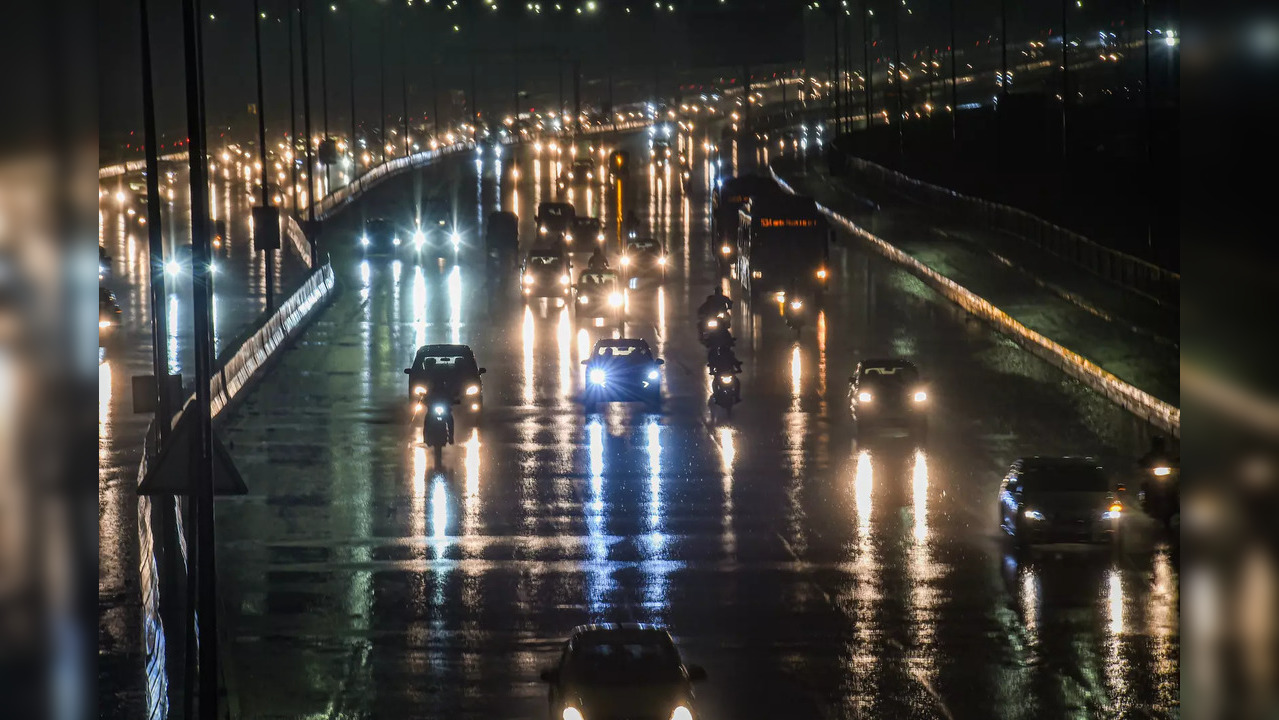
[836,155,1180,306]
[133,258,336,720]
[770,168,1180,439]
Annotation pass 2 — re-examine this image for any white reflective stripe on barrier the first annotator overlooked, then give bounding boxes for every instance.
[770,169,1180,438]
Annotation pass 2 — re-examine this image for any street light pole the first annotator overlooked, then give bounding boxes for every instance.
[299,0,317,263]
[949,0,957,141]
[863,2,872,130]
[349,7,358,174]
[320,3,331,192]
[401,16,410,157]
[138,0,171,444]
[253,0,275,309]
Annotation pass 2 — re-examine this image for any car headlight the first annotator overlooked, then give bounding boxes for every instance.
[720,244,732,255]
[719,374,733,385]
[913,390,928,403]
[620,255,630,266]
[671,706,693,720]
[560,274,570,285]
[99,319,113,329]
[1152,466,1172,477]
[658,256,667,265]
[360,235,370,247]
[413,230,425,248]
[413,385,427,396]
[1024,509,1045,521]
[465,384,480,396]
[817,268,828,279]
[451,232,462,246]
[578,295,589,305]
[647,370,660,380]
[165,260,181,276]
[589,369,607,386]
[608,292,623,307]
[565,233,573,243]
[789,299,803,310]
[523,274,534,285]
[562,709,584,720]
[540,225,548,234]
[432,404,447,416]
[392,237,401,246]
[1101,502,1123,520]
[597,233,605,243]
[857,391,873,403]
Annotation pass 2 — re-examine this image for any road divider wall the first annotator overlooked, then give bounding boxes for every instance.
[770,168,1180,439]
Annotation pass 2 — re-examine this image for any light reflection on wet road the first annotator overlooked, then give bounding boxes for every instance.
[213,131,1179,719]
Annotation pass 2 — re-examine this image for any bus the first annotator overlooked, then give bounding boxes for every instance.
[736,192,831,301]
[712,174,779,267]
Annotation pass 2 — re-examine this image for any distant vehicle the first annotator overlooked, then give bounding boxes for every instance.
[609,149,630,177]
[848,359,928,436]
[737,192,831,302]
[415,197,456,259]
[99,286,122,344]
[359,218,400,256]
[536,201,575,245]
[620,236,667,282]
[539,623,706,720]
[404,343,486,412]
[567,157,595,184]
[999,457,1123,546]
[571,216,604,245]
[712,174,778,269]
[484,211,520,277]
[166,243,219,277]
[574,270,624,328]
[651,138,672,168]
[522,246,573,298]
[581,338,663,411]
[99,245,111,280]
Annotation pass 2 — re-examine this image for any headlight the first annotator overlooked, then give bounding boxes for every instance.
[413,385,427,396]
[465,384,480,396]
[540,225,548,234]
[719,374,733,385]
[413,230,425,248]
[817,268,828,279]
[450,232,461,246]
[560,274,570,285]
[620,256,631,266]
[597,233,605,243]
[608,292,623,307]
[658,256,667,265]
[647,370,660,380]
[523,274,534,285]
[706,319,719,329]
[1024,509,1045,521]
[99,319,113,329]
[913,390,928,402]
[432,404,447,416]
[165,260,181,276]
[1101,502,1123,521]
[565,233,574,243]
[392,237,401,246]
[360,235,370,247]
[1152,466,1172,477]
[790,299,803,310]
[562,709,584,720]
[720,244,732,255]
[671,707,693,720]
[857,391,873,403]
[578,295,590,305]
[589,369,607,385]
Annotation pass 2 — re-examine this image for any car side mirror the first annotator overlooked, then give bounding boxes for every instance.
[403,368,412,374]
[539,668,559,684]
[685,664,707,682]
[479,368,487,375]
[656,358,664,365]
[581,359,590,366]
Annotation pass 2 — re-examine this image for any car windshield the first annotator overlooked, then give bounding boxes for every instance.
[541,205,569,217]
[1021,464,1108,492]
[569,633,681,685]
[594,344,651,362]
[860,365,919,387]
[628,240,658,252]
[415,355,473,375]
[529,254,561,265]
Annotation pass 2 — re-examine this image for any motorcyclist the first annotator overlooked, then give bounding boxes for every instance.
[587,246,610,273]
[697,287,732,320]
[1137,436,1179,526]
[707,344,742,375]
[1138,436,1176,469]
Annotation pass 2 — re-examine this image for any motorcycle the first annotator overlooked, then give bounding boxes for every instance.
[1138,460,1180,529]
[709,371,742,415]
[422,397,455,464]
[698,309,731,343]
[782,294,808,334]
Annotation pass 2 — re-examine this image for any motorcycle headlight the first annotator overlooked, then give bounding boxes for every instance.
[165,260,182,276]
[647,370,660,380]
[706,319,718,329]
[790,299,803,310]
[608,292,623,307]
[1152,466,1172,477]
[392,237,401,246]
[562,709,584,720]
[817,268,828,279]
[913,390,928,403]
[857,391,873,403]
[589,369,607,386]
[565,233,574,243]
[560,274,570,285]
[99,319,113,329]
[432,404,447,416]
[523,274,534,285]
[578,295,590,305]
[540,225,548,234]
[720,244,732,255]
[1102,502,1123,521]
[465,384,480,396]
[658,256,667,265]
[450,232,461,246]
[1024,509,1045,521]
[413,385,427,396]
[719,374,733,385]
[360,235,370,247]
[620,255,630,266]
[671,706,693,720]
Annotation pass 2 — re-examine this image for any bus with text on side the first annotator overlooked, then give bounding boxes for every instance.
[736,192,832,305]
[712,174,781,272]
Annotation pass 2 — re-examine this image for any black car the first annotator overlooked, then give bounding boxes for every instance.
[522,247,573,298]
[404,344,486,412]
[621,237,667,281]
[415,197,455,259]
[99,286,122,343]
[165,243,218,278]
[848,358,928,435]
[360,218,400,256]
[999,457,1124,546]
[571,216,604,246]
[540,624,706,720]
[536,202,575,245]
[574,270,624,328]
[581,338,663,410]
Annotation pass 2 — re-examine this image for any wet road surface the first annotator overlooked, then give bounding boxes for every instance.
[214,131,1179,719]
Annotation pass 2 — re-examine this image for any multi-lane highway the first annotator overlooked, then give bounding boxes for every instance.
[195,128,1178,719]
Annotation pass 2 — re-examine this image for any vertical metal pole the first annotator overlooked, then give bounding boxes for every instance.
[1000,0,1008,100]
[253,0,275,309]
[178,0,219,717]
[289,3,299,217]
[349,9,358,174]
[433,64,440,139]
[320,5,331,191]
[573,59,581,136]
[401,16,410,157]
[831,12,841,135]
[300,0,315,226]
[892,0,903,157]
[1143,0,1152,252]
[949,0,957,140]
[139,0,171,440]
[1061,0,1069,163]
[863,3,872,130]
[379,5,387,162]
